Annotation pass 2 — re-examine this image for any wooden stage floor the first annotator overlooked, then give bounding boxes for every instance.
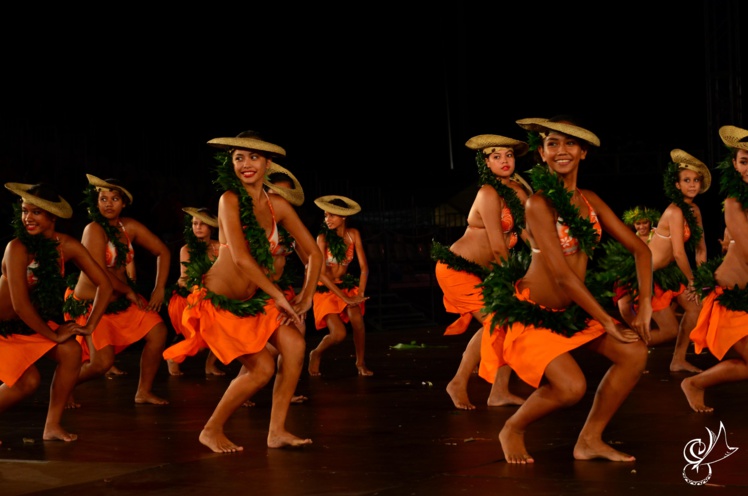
[2,321,748,495]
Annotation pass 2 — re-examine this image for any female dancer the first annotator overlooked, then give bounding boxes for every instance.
[482,116,652,463]
[1,183,112,442]
[622,206,660,243]
[681,124,748,412]
[165,207,223,376]
[65,174,171,405]
[164,131,322,452]
[431,134,530,410]
[307,195,371,377]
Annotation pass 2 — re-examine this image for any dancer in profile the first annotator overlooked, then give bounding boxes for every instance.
[1,182,112,442]
[65,174,170,406]
[682,124,748,412]
[165,207,223,376]
[482,116,652,463]
[308,195,371,377]
[431,134,531,410]
[164,130,322,452]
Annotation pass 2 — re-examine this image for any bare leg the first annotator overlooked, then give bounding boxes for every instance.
[500,353,587,464]
[106,365,127,376]
[134,323,169,405]
[446,327,481,410]
[0,366,41,413]
[648,308,678,346]
[166,359,183,376]
[670,294,702,373]
[205,350,225,376]
[200,351,275,453]
[69,341,116,408]
[266,325,312,448]
[308,314,346,376]
[44,339,83,442]
[487,364,525,407]
[573,335,647,461]
[682,336,748,412]
[349,306,372,376]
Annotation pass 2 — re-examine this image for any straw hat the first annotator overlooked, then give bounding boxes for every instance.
[182,207,218,228]
[670,149,711,193]
[465,134,529,157]
[207,136,286,157]
[719,125,748,150]
[314,195,361,216]
[510,173,533,195]
[86,174,134,205]
[264,162,305,206]
[516,117,601,147]
[5,182,73,219]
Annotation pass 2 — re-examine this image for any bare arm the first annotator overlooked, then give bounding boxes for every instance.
[725,197,748,260]
[475,186,511,265]
[124,217,171,312]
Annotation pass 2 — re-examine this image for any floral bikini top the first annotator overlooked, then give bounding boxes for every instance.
[532,190,602,256]
[326,231,355,267]
[500,205,518,249]
[27,240,64,287]
[653,221,690,242]
[105,221,135,268]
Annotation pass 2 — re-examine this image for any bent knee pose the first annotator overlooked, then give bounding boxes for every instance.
[432,134,531,410]
[1,182,112,443]
[483,116,652,464]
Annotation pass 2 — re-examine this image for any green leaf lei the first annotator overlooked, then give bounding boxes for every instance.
[692,256,748,311]
[478,250,591,337]
[429,240,490,278]
[475,151,526,235]
[528,163,600,259]
[717,152,748,207]
[0,204,67,337]
[663,161,703,251]
[318,222,347,263]
[181,213,215,289]
[212,151,274,274]
[82,184,129,269]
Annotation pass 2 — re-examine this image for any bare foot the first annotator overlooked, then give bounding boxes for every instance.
[670,360,702,373]
[267,430,313,449]
[167,359,183,376]
[573,437,636,462]
[499,424,533,463]
[446,380,476,410]
[199,427,243,453]
[242,400,256,407]
[106,365,127,376]
[308,349,321,376]
[356,363,374,376]
[681,377,713,413]
[205,365,226,376]
[291,395,308,404]
[135,391,169,405]
[43,425,78,442]
[65,396,81,409]
[487,392,526,407]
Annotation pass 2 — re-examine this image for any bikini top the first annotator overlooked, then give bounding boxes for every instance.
[326,231,355,267]
[27,239,64,287]
[467,205,518,249]
[221,191,283,255]
[653,221,690,242]
[532,190,602,256]
[105,221,135,268]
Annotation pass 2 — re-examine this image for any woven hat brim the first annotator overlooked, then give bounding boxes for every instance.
[314,195,361,216]
[719,125,748,150]
[207,137,286,157]
[670,149,711,193]
[264,162,305,207]
[5,182,73,219]
[516,118,601,147]
[510,173,533,195]
[182,207,218,228]
[86,174,134,205]
[465,134,529,157]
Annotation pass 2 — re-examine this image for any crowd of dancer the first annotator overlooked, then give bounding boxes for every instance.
[2,119,748,465]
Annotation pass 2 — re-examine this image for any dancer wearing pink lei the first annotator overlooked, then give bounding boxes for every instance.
[682,125,748,413]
